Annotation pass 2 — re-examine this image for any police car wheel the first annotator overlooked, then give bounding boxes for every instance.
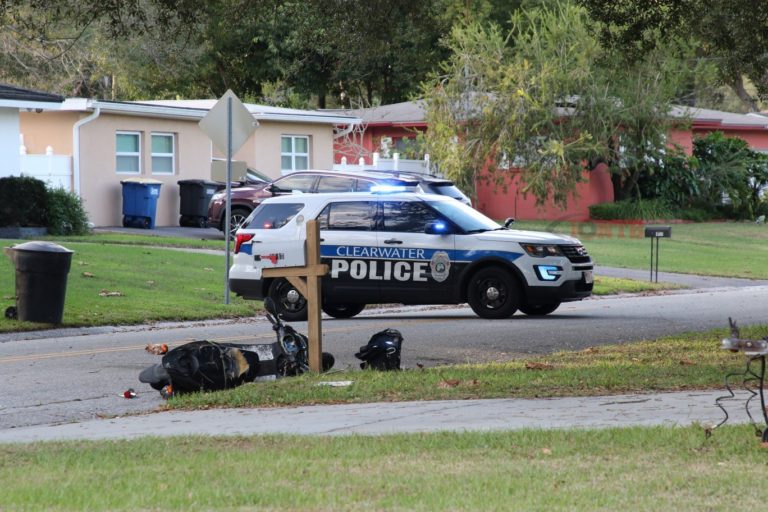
[518,302,560,316]
[267,279,308,322]
[322,303,366,319]
[467,267,519,319]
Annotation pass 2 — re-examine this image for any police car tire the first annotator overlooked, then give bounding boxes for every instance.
[466,267,519,319]
[322,303,366,319]
[518,302,560,316]
[267,279,308,322]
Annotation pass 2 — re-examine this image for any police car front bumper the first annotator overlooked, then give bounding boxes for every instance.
[230,277,266,300]
[524,276,593,304]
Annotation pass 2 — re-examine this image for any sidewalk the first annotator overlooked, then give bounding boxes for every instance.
[0,389,758,443]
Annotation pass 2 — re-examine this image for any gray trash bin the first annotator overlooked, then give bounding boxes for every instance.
[5,241,74,324]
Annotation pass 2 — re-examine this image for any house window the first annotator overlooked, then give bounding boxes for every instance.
[151,133,175,175]
[116,132,140,174]
[281,135,309,174]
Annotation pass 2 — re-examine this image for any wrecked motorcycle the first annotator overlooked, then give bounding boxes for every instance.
[139,297,333,397]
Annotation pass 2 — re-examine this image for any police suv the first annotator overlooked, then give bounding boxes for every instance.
[229,191,593,321]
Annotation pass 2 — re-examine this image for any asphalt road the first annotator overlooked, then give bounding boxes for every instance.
[2,274,768,431]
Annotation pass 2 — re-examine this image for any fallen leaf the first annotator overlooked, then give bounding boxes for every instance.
[82,271,94,278]
[679,359,695,366]
[99,290,123,297]
[525,362,554,370]
[463,379,480,387]
[145,343,168,355]
[203,267,214,271]
[541,448,552,455]
[583,347,599,353]
[146,280,155,285]
[416,363,425,370]
[78,261,89,266]
[438,379,461,388]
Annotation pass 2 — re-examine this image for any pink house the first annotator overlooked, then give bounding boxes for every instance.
[334,101,768,221]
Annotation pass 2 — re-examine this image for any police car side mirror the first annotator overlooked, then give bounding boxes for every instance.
[504,217,515,228]
[425,220,452,235]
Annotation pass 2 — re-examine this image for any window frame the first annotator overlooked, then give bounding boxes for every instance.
[150,132,175,175]
[281,135,310,174]
[115,131,141,175]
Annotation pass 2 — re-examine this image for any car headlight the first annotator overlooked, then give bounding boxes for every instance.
[521,243,563,257]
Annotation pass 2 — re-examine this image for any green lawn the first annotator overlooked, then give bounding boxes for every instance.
[515,220,768,279]
[2,426,765,510]
[0,239,255,331]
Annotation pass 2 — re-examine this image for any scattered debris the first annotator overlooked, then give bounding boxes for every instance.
[82,272,94,278]
[315,381,353,387]
[525,361,554,370]
[99,290,123,297]
[416,363,425,370]
[122,388,136,399]
[679,359,695,366]
[203,267,214,272]
[145,343,168,355]
[541,448,552,455]
[438,379,461,388]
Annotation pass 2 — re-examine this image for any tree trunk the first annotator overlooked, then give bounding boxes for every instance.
[729,75,759,112]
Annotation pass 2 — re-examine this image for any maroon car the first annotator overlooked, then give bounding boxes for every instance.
[207,170,421,235]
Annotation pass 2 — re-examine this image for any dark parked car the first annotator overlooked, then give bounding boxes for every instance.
[364,170,472,206]
[207,170,421,235]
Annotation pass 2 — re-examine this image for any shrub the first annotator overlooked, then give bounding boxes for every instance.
[589,199,678,221]
[0,176,90,234]
[0,176,48,227]
[45,187,90,235]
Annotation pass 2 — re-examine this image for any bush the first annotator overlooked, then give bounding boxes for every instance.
[0,176,90,234]
[45,187,90,235]
[0,176,48,227]
[589,199,678,221]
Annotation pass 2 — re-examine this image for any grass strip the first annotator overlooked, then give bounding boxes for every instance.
[1,426,766,510]
[167,324,766,410]
[515,220,768,279]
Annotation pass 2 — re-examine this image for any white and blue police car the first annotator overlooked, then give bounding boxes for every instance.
[229,190,593,321]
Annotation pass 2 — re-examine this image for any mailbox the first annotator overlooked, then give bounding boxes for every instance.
[644,226,672,238]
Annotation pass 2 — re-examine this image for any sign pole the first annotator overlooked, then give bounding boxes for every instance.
[224,97,233,304]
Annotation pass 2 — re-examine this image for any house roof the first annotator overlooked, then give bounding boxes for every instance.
[333,99,768,132]
[671,106,768,130]
[0,83,64,109]
[54,98,360,125]
[325,100,427,126]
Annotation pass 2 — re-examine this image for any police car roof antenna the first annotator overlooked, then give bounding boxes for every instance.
[261,220,329,372]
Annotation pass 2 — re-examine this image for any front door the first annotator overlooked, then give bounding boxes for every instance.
[377,200,456,304]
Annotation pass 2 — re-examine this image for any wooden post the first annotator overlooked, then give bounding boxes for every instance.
[262,220,328,372]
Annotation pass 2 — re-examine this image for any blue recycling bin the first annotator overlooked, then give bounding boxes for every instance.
[120,178,162,229]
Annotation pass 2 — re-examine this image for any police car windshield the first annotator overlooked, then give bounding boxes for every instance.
[426,200,500,233]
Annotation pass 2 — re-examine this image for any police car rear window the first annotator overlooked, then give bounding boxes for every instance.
[246,203,303,230]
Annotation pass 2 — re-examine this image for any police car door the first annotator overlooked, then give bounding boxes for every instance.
[377,199,456,303]
[316,200,381,303]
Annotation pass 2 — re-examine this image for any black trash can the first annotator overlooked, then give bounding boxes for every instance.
[178,179,219,227]
[6,241,74,324]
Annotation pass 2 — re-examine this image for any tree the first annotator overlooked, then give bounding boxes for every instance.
[422,1,694,206]
[579,0,768,112]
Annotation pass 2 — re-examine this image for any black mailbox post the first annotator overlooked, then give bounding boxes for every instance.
[644,225,671,282]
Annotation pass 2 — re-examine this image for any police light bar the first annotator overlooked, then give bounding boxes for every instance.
[370,185,407,193]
